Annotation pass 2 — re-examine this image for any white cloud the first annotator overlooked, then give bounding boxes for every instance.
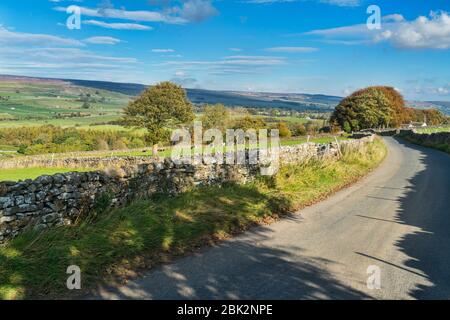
[376,11,450,49]
[83,20,153,30]
[84,36,121,45]
[152,49,175,53]
[382,14,405,23]
[0,26,140,82]
[244,0,361,7]
[175,70,187,77]
[304,11,450,50]
[172,0,219,23]
[322,0,360,6]
[54,5,185,24]
[0,26,83,47]
[265,46,318,53]
[53,1,218,25]
[154,55,288,78]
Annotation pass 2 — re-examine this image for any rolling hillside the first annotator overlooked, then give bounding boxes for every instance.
[408,101,450,115]
[0,75,342,113]
[1,75,449,128]
[68,77,342,111]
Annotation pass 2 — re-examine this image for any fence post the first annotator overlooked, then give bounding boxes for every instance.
[334,136,343,158]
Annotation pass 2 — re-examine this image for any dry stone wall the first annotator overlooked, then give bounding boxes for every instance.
[0,135,375,243]
[0,156,157,170]
[398,129,450,145]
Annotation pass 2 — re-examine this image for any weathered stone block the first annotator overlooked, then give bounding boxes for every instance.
[42,213,59,224]
[1,216,16,223]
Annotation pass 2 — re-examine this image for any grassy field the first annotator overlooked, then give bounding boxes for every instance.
[0,136,350,182]
[0,167,97,182]
[415,126,450,134]
[0,138,387,299]
[281,136,348,146]
[0,81,131,129]
[0,115,124,129]
[261,115,325,125]
[0,81,325,132]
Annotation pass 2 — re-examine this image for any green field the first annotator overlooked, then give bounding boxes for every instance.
[0,79,343,184]
[0,136,349,182]
[0,80,131,129]
[0,81,325,131]
[0,115,123,129]
[262,115,325,125]
[416,126,450,134]
[0,167,97,182]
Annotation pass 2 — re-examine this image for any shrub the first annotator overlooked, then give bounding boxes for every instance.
[292,124,307,136]
[232,116,267,131]
[201,104,230,131]
[277,122,292,138]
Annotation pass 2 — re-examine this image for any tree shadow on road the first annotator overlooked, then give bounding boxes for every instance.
[93,231,371,300]
[391,137,450,299]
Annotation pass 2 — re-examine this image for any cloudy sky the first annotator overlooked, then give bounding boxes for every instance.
[0,0,449,100]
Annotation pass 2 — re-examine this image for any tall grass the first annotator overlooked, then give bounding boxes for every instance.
[0,138,386,300]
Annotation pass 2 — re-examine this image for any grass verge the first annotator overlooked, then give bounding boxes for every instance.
[0,138,387,300]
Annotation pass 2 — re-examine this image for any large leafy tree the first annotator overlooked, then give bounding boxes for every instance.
[123,81,194,154]
[331,86,405,132]
[373,86,408,127]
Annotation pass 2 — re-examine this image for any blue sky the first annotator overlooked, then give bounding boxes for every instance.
[0,0,449,100]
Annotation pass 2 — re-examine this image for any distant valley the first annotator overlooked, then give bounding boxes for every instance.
[1,75,449,117]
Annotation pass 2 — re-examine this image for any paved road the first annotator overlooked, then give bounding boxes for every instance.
[92,137,450,300]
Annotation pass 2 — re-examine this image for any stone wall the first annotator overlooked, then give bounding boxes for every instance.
[0,155,157,170]
[0,135,375,243]
[398,129,450,146]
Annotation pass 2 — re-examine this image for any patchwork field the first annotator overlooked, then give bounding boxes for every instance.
[0,80,131,129]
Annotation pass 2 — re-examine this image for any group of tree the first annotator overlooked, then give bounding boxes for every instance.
[0,126,148,155]
[404,108,448,126]
[331,86,447,132]
[78,92,107,109]
[122,82,334,152]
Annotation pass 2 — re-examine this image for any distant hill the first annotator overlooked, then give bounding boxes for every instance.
[1,74,449,114]
[408,101,450,116]
[67,78,342,111]
[0,75,341,112]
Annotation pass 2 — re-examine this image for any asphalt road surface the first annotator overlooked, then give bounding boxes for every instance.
[92,137,450,300]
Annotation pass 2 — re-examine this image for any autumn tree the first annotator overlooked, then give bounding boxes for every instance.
[277,122,292,138]
[292,123,307,136]
[201,104,230,132]
[331,86,403,132]
[232,116,267,131]
[406,108,447,125]
[123,81,194,155]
